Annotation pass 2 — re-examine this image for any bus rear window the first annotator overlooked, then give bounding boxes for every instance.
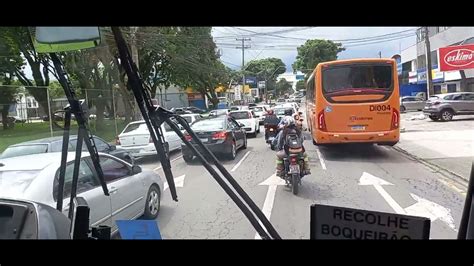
[322,64,393,100]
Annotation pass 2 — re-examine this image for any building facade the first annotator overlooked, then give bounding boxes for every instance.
[400,27,474,98]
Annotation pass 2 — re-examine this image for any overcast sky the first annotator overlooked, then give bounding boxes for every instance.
[212,27,417,73]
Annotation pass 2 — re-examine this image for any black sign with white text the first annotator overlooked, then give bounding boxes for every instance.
[310,204,431,240]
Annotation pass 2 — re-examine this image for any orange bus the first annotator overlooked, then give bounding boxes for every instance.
[306,58,400,146]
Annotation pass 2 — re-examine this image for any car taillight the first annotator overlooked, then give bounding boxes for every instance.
[391,109,399,130]
[212,131,228,140]
[318,110,327,131]
[184,134,192,141]
[115,136,121,145]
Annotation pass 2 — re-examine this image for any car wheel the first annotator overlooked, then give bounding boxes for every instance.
[144,185,161,219]
[400,105,406,112]
[440,109,454,121]
[256,125,260,133]
[228,141,237,160]
[429,115,439,121]
[183,154,193,163]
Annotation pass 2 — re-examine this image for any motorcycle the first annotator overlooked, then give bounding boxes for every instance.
[282,133,305,195]
[264,124,279,150]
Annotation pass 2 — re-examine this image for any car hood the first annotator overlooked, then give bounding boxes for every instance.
[0,170,39,199]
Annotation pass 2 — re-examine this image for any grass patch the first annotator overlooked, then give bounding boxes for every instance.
[0,119,128,153]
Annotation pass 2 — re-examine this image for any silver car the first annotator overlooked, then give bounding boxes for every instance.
[400,96,426,112]
[423,92,474,121]
[0,152,164,236]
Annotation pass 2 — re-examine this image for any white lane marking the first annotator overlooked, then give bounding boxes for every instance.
[359,172,457,231]
[163,174,186,191]
[254,174,285,239]
[314,147,327,170]
[154,155,183,171]
[231,151,251,172]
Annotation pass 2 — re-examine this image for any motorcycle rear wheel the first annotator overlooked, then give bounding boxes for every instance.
[292,174,299,195]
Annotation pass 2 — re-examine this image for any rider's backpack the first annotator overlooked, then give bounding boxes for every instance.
[285,130,303,153]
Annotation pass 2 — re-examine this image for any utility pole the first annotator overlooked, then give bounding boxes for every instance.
[378,51,382,58]
[236,38,251,105]
[424,27,434,98]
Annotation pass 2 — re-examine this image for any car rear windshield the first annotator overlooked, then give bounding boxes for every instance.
[274,108,292,116]
[191,119,225,131]
[0,144,48,159]
[123,122,148,133]
[322,64,393,98]
[229,112,250,120]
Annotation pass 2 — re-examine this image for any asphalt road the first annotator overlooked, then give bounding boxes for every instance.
[137,122,466,239]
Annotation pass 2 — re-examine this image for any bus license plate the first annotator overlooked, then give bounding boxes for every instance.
[351,125,365,131]
[289,164,300,174]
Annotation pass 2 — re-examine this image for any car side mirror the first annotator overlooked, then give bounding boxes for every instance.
[108,145,116,151]
[238,123,245,127]
[132,165,142,175]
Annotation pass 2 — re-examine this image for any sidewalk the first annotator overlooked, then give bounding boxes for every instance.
[396,111,474,181]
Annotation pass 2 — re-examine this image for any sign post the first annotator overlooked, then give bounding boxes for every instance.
[310,204,431,240]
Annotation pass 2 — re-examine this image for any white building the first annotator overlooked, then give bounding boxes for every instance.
[276,71,305,92]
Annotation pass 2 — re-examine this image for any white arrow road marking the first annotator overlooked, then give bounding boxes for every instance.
[359,172,457,231]
[163,174,186,191]
[255,173,286,239]
[314,147,327,170]
[154,155,183,171]
[405,193,457,231]
[231,151,251,172]
[358,172,405,214]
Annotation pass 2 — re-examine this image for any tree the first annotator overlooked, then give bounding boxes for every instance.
[0,27,57,112]
[244,58,286,81]
[275,78,292,96]
[296,80,305,91]
[292,39,345,75]
[170,27,229,108]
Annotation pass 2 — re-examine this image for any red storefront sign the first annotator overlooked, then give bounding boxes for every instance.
[439,44,474,71]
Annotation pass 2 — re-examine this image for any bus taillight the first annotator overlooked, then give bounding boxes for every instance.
[318,110,327,131]
[391,109,399,130]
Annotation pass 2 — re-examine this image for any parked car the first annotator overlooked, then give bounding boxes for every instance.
[0,152,164,236]
[184,106,206,114]
[423,92,474,121]
[228,110,260,137]
[180,113,203,125]
[0,135,134,164]
[249,106,267,125]
[400,96,426,112]
[181,116,247,162]
[116,120,182,158]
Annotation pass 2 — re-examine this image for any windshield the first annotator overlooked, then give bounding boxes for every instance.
[0,144,48,159]
[322,64,393,98]
[1,26,473,241]
[229,112,250,120]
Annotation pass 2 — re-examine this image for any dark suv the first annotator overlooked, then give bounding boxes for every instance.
[423,92,474,121]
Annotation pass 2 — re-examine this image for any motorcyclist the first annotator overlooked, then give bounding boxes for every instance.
[275,109,310,177]
[263,109,280,140]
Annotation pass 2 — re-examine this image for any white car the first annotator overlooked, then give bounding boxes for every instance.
[180,113,203,125]
[228,110,260,137]
[0,152,164,236]
[116,120,182,158]
[249,106,267,125]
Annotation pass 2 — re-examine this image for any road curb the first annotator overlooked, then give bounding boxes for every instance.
[392,145,469,189]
